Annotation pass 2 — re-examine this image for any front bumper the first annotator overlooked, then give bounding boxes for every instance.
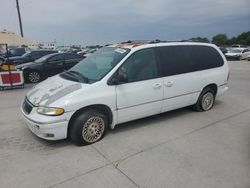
[217,84,229,98]
[22,113,68,140]
[21,100,73,140]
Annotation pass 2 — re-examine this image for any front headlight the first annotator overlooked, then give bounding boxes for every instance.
[37,106,64,116]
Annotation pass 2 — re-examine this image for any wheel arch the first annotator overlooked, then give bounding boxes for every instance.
[67,104,113,138]
[202,83,218,95]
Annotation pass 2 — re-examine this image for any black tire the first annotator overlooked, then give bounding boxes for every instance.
[70,110,108,146]
[192,87,215,112]
[27,71,41,83]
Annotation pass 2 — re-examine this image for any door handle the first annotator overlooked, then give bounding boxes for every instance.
[165,81,174,87]
[153,83,162,89]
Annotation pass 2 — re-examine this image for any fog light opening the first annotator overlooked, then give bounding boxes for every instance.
[45,133,54,138]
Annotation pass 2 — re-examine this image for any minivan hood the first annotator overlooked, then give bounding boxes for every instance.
[26,75,82,106]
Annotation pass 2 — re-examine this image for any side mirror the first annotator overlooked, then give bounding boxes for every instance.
[108,69,128,85]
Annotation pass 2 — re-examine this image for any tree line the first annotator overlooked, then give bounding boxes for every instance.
[190,31,250,46]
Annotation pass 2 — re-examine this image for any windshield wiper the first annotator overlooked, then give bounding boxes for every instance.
[66,70,89,83]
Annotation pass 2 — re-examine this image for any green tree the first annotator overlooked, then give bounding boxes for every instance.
[246,36,250,45]
[212,34,228,46]
[190,37,210,43]
[226,37,237,45]
[236,31,250,45]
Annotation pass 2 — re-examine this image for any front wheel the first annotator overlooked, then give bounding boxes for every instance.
[193,88,215,112]
[27,71,41,83]
[70,110,108,146]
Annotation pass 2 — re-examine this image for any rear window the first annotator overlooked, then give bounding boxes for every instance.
[157,45,224,76]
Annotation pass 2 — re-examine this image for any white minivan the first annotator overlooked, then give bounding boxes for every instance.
[21,41,229,145]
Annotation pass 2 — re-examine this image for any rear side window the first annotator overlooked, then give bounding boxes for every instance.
[156,46,193,76]
[42,51,55,56]
[157,45,224,76]
[65,54,80,60]
[192,45,224,71]
[30,51,41,59]
[48,54,64,63]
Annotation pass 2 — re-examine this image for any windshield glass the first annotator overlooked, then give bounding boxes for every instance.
[22,52,30,57]
[34,53,58,63]
[229,49,243,53]
[61,47,130,83]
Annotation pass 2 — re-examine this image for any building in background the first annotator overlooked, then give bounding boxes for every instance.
[0,29,37,49]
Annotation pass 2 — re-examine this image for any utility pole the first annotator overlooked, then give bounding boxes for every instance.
[16,0,24,37]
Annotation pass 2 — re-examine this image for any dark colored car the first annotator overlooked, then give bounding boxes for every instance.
[16,53,83,83]
[8,47,26,57]
[6,50,58,65]
[0,47,26,58]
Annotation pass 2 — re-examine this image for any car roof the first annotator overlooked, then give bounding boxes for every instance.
[108,40,215,50]
[29,49,58,52]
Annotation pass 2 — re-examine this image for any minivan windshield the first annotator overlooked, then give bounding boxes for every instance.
[60,47,130,83]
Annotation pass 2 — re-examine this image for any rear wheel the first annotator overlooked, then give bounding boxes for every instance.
[193,87,215,112]
[27,71,41,83]
[70,110,108,146]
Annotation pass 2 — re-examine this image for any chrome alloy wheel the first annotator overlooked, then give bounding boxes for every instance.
[201,92,214,111]
[82,116,105,143]
[28,72,40,83]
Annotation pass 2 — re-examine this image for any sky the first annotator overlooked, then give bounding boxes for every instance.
[0,0,250,46]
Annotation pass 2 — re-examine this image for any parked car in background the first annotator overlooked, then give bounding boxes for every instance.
[77,48,97,57]
[6,50,58,65]
[231,44,246,48]
[219,47,228,54]
[225,48,250,60]
[0,47,26,58]
[8,47,26,57]
[16,52,82,83]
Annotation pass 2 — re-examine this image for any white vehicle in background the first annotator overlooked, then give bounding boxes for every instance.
[225,48,250,60]
[231,44,246,48]
[21,41,229,146]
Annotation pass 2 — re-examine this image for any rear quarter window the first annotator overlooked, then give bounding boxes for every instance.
[192,45,224,71]
[157,45,224,77]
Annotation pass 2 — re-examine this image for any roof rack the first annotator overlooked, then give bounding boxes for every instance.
[149,39,200,43]
[120,40,152,44]
[120,39,196,45]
